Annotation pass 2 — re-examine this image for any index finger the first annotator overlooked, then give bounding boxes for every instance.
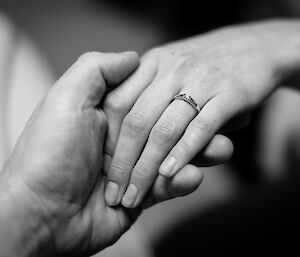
[50,51,139,108]
[103,55,158,157]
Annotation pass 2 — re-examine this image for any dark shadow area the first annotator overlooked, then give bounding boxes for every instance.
[155,180,300,256]
[155,110,300,256]
[95,0,259,40]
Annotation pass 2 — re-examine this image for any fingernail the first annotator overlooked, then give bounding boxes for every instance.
[105,182,119,206]
[122,184,138,208]
[159,156,177,177]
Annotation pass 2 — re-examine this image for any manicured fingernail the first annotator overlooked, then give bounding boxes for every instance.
[159,156,177,177]
[105,182,119,206]
[122,184,138,208]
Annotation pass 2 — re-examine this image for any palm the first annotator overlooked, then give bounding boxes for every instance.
[18,98,138,255]
[57,178,133,256]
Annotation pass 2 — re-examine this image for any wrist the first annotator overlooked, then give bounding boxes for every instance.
[245,19,300,83]
[0,168,54,257]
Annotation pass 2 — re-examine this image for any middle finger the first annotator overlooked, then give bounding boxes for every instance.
[105,75,180,206]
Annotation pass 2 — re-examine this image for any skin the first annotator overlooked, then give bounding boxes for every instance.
[104,20,300,208]
[0,52,205,257]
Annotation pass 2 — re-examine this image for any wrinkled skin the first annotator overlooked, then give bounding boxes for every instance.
[0,52,204,257]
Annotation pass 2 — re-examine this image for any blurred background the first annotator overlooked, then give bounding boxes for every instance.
[1,0,297,75]
[1,0,300,256]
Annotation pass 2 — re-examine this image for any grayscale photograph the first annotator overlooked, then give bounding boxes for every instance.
[0,0,299,256]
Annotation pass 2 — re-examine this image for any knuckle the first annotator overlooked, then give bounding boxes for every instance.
[178,140,193,155]
[172,53,197,74]
[176,53,192,65]
[110,159,129,178]
[191,118,214,135]
[141,47,161,62]
[151,120,177,142]
[123,109,148,136]
[104,91,125,112]
[133,164,152,181]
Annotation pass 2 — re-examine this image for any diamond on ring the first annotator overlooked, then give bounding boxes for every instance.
[171,93,201,114]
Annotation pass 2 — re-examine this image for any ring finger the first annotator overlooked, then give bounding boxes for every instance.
[121,93,208,208]
[159,92,246,177]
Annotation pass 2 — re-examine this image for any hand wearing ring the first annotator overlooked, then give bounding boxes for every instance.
[103,21,292,208]
[103,53,235,208]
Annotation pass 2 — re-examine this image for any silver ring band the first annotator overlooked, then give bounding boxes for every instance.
[171,93,201,114]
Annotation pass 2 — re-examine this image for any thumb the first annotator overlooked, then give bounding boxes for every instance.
[51,51,139,107]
